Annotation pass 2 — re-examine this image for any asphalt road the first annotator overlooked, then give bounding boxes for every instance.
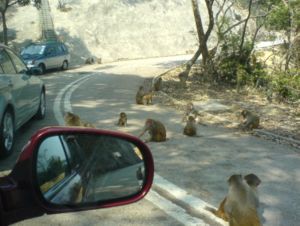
[1,55,299,226]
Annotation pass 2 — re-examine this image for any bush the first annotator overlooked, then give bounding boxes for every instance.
[269,70,300,101]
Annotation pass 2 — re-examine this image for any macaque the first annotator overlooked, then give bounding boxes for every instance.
[139,119,166,142]
[153,77,162,91]
[136,86,145,105]
[224,174,262,226]
[178,70,189,84]
[183,116,197,136]
[240,109,260,131]
[85,57,94,64]
[64,112,95,128]
[207,173,261,223]
[142,92,153,105]
[182,102,198,122]
[117,112,127,127]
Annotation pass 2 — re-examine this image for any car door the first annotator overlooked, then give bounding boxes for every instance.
[44,45,57,69]
[0,47,29,128]
[6,48,41,120]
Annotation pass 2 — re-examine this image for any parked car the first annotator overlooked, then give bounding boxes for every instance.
[0,127,154,225]
[20,41,70,74]
[0,44,46,158]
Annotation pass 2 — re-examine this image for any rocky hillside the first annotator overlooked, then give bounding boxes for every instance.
[6,0,204,65]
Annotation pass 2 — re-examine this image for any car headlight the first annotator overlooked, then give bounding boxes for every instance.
[27,60,35,65]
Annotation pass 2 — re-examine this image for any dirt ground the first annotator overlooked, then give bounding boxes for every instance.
[155,64,300,148]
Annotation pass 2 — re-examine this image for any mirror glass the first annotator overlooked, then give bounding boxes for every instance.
[36,134,145,205]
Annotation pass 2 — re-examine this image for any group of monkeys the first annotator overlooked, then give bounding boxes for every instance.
[63,86,262,226]
[64,85,261,143]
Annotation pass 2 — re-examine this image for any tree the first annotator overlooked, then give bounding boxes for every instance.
[265,0,300,70]
[0,0,31,45]
[178,0,215,84]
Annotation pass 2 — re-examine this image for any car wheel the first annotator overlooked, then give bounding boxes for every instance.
[35,91,46,120]
[0,110,15,158]
[61,60,68,70]
[38,63,46,74]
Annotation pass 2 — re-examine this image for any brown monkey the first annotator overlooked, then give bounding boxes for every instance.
[182,102,199,122]
[183,116,197,136]
[178,70,189,84]
[207,173,261,222]
[139,119,166,142]
[224,174,262,226]
[240,109,260,130]
[153,77,162,91]
[64,112,95,128]
[136,86,145,105]
[117,112,127,127]
[142,92,153,105]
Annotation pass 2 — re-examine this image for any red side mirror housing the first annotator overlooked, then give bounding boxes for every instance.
[0,127,154,225]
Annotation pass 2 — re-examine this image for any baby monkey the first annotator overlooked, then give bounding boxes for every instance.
[117,112,127,127]
[142,92,153,105]
[183,116,197,136]
[139,118,166,142]
[240,109,260,131]
[64,112,95,128]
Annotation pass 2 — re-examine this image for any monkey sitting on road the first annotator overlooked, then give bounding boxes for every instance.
[139,119,166,142]
[182,102,197,122]
[117,112,127,127]
[64,112,95,128]
[136,86,145,105]
[224,174,262,226]
[206,173,261,222]
[183,116,197,136]
[142,92,153,105]
[239,109,260,131]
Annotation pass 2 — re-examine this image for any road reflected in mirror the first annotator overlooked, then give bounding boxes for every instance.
[36,134,145,205]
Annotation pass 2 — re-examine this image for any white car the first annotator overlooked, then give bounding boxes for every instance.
[0,44,46,158]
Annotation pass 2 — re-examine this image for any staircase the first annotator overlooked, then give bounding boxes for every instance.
[39,0,57,41]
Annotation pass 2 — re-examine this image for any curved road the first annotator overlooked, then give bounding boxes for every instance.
[1,55,299,226]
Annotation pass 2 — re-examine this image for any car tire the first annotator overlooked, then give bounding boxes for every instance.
[0,110,15,158]
[38,63,46,74]
[61,60,68,70]
[35,90,46,120]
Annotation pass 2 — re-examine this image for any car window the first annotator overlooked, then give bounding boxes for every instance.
[21,44,45,55]
[0,48,17,74]
[57,44,64,54]
[45,46,56,56]
[36,136,71,193]
[6,49,27,74]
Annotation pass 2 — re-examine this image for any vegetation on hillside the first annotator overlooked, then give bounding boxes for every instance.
[182,0,300,103]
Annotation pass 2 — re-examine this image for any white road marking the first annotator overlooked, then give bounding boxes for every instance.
[153,174,227,226]
[53,75,226,226]
[53,74,92,125]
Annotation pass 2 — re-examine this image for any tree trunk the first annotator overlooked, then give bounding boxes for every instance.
[191,0,209,65]
[239,0,253,53]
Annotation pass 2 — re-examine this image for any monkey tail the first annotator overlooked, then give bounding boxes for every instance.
[204,206,218,215]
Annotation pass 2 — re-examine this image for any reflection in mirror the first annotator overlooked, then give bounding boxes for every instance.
[36,134,145,205]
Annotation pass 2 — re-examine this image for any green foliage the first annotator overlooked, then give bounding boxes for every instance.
[266,3,290,31]
[269,70,300,101]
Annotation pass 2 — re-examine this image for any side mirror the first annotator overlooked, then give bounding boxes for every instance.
[0,127,154,225]
[27,67,43,75]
